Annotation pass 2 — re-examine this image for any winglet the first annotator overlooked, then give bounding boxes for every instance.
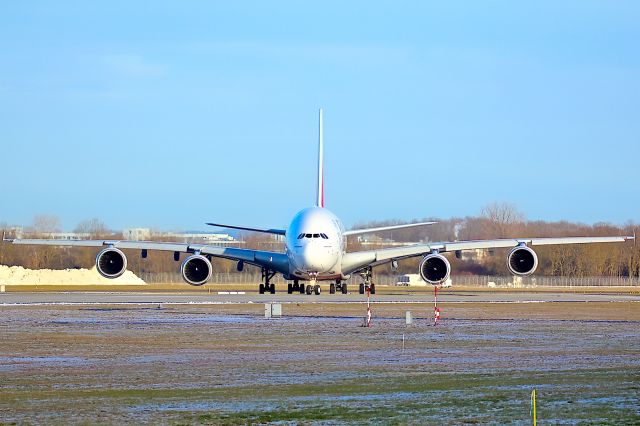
[316,108,324,208]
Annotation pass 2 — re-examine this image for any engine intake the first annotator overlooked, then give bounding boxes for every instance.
[96,248,127,279]
[181,255,212,286]
[419,253,451,285]
[507,245,538,276]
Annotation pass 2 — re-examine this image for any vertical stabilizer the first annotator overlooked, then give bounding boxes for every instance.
[316,108,324,207]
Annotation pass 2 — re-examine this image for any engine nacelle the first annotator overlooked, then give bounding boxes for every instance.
[419,253,451,285]
[507,245,538,276]
[96,247,127,279]
[181,255,212,286]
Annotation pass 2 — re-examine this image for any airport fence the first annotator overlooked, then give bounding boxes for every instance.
[139,271,640,287]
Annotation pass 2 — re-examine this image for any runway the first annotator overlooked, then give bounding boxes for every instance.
[1,290,639,305]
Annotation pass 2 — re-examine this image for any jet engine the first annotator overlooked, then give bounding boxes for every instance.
[507,245,538,276]
[181,254,212,286]
[96,247,127,279]
[419,253,451,285]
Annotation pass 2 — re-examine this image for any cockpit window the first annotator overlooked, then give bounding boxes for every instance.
[297,233,304,239]
[321,233,328,239]
[313,234,320,238]
[305,234,312,238]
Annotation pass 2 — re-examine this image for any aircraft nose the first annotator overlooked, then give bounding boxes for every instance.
[301,244,325,271]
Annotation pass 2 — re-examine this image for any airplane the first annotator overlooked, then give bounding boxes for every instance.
[3,110,634,295]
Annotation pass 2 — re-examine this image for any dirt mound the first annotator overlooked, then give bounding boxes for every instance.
[0,265,146,285]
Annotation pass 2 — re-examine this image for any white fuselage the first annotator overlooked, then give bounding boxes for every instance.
[285,207,345,280]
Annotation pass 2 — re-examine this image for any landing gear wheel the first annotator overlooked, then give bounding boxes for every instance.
[330,283,336,294]
[341,283,348,294]
[287,283,293,294]
[270,283,276,294]
[359,283,365,294]
[300,284,306,294]
[259,283,265,294]
[305,285,313,295]
[370,283,376,294]
[314,285,321,295]
[293,281,299,292]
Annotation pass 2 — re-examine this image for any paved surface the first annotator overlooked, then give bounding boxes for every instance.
[1,291,639,305]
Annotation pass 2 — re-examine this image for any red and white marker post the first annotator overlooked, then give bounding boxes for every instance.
[433,285,441,326]
[365,286,372,327]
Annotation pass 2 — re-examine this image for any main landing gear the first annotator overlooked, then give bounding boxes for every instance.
[258,268,276,294]
[330,279,348,294]
[358,267,376,295]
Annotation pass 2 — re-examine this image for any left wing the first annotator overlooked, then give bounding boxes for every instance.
[341,235,634,274]
[4,237,290,274]
[343,221,436,237]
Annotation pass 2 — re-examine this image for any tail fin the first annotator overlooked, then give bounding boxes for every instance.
[316,108,325,208]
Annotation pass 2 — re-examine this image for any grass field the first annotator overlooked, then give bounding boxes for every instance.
[1,301,639,425]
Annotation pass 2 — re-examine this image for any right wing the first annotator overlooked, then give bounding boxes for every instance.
[205,223,286,236]
[4,237,290,274]
[341,235,634,275]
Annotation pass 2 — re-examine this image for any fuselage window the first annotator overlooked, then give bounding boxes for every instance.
[313,234,320,238]
[305,234,312,238]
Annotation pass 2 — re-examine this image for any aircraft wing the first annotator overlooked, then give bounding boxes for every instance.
[206,223,286,236]
[341,235,634,275]
[343,221,436,236]
[3,237,290,274]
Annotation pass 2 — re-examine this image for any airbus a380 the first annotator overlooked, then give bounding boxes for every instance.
[4,110,634,295]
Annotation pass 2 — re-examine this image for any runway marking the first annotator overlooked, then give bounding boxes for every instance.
[1,300,638,307]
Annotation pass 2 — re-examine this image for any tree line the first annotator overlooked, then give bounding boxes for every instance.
[1,204,638,278]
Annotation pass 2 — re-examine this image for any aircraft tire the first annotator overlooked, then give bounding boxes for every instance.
[259,284,265,294]
[300,284,306,294]
[314,285,321,295]
[306,285,312,295]
[287,283,293,294]
[359,283,365,294]
[341,284,348,294]
[370,283,376,294]
[270,283,276,294]
[329,283,336,294]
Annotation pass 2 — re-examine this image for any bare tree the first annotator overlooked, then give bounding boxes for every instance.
[30,214,62,236]
[74,218,109,238]
[481,202,525,238]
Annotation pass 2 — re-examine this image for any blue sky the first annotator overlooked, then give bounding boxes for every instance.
[1,1,639,231]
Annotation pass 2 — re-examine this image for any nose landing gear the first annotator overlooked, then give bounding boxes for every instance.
[358,267,376,295]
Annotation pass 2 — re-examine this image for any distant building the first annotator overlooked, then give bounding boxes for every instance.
[459,249,491,262]
[122,228,152,241]
[4,226,24,239]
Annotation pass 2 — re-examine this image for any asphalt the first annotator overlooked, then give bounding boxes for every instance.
[1,291,639,305]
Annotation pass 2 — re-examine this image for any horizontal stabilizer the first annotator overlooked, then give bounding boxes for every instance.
[206,223,286,236]
[343,221,437,236]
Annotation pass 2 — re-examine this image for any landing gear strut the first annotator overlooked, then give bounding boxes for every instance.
[358,267,375,295]
[258,268,276,294]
